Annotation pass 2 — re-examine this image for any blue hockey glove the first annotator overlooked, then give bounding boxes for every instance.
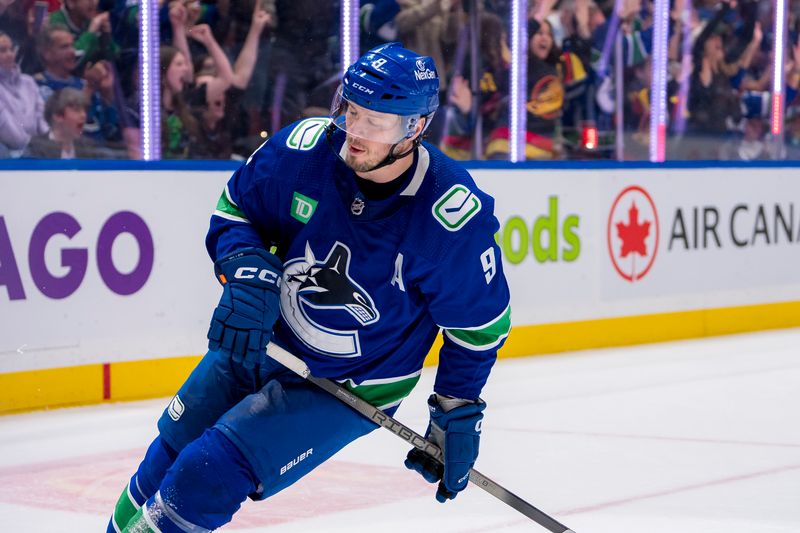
[404,394,486,503]
[207,248,282,368]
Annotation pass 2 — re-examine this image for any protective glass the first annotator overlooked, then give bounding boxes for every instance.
[330,86,421,145]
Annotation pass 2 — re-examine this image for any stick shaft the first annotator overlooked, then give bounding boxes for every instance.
[266,343,574,533]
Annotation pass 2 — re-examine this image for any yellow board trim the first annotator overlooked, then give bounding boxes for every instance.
[111,356,202,402]
[2,300,800,414]
[501,299,800,359]
[0,365,104,414]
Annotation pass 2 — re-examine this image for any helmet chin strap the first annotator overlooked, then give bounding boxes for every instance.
[326,122,421,174]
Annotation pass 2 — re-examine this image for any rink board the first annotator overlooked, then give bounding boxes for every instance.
[1,162,799,412]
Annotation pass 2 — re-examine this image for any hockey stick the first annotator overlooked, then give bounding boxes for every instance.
[266,342,575,533]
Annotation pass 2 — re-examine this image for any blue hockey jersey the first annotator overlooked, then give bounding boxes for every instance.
[207,118,511,406]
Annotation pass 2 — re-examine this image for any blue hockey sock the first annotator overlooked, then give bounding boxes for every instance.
[108,436,178,532]
[136,435,179,498]
[153,427,259,530]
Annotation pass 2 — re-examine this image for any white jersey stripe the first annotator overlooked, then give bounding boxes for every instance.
[212,210,250,224]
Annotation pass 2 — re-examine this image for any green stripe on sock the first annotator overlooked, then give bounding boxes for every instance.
[111,483,139,532]
[121,506,158,533]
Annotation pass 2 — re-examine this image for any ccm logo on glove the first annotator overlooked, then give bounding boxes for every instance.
[232,267,280,284]
[208,247,284,368]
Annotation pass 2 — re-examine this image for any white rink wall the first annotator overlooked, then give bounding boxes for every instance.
[1,162,799,411]
[0,170,226,373]
[472,166,800,325]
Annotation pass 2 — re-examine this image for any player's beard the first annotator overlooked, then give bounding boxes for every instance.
[344,137,391,173]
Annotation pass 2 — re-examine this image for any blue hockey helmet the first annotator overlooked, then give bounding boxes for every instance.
[331,43,440,144]
[342,42,440,117]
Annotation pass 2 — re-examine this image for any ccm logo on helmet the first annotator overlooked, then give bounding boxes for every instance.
[234,267,280,284]
[352,82,374,94]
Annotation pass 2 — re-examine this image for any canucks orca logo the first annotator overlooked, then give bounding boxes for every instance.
[280,241,379,358]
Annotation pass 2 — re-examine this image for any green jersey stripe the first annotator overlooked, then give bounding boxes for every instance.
[444,305,512,351]
[224,184,239,207]
[342,373,421,410]
[354,369,421,386]
[214,187,249,223]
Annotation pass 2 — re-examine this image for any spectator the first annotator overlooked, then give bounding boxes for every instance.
[193,5,270,93]
[218,0,276,144]
[33,24,82,102]
[525,0,592,157]
[625,57,653,157]
[0,0,28,48]
[686,0,761,157]
[521,17,565,159]
[1,0,47,75]
[555,0,593,129]
[786,105,800,159]
[360,0,401,51]
[394,0,462,94]
[160,14,238,160]
[25,86,102,158]
[0,30,49,157]
[222,0,277,49]
[160,0,216,50]
[160,45,198,158]
[394,0,463,142]
[165,0,196,83]
[590,0,653,121]
[189,7,272,159]
[474,6,566,160]
[82,58,134,156]
[49,0,119,67]
[441,11,509,160]
[729,37,800,160]
[33,23,129,157]
[263,0,338,132]
[721,107,769,160]
[187,78,232,158]
[103,0,141,128]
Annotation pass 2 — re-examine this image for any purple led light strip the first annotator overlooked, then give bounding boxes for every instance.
[510,0,528,162]
[649,0,669,162]
[139,0,160,160]
[771,0,787,136]
[341,0,360,73]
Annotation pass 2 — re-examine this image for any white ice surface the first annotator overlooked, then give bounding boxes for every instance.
[1,328,799,532]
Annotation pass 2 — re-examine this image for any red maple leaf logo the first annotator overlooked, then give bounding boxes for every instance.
[616,201,650,257]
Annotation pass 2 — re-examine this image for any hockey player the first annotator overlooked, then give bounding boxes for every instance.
[109,42,511,532]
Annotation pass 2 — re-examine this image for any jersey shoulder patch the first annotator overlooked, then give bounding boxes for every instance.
[431,183,483,232]
[286,117,331,151]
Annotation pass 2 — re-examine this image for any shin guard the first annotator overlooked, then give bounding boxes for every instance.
[126,427,258,531]
[108,436,178,532]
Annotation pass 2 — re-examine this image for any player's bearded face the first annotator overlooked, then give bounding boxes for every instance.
[339,101,411,172]
[344,136,395,172]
